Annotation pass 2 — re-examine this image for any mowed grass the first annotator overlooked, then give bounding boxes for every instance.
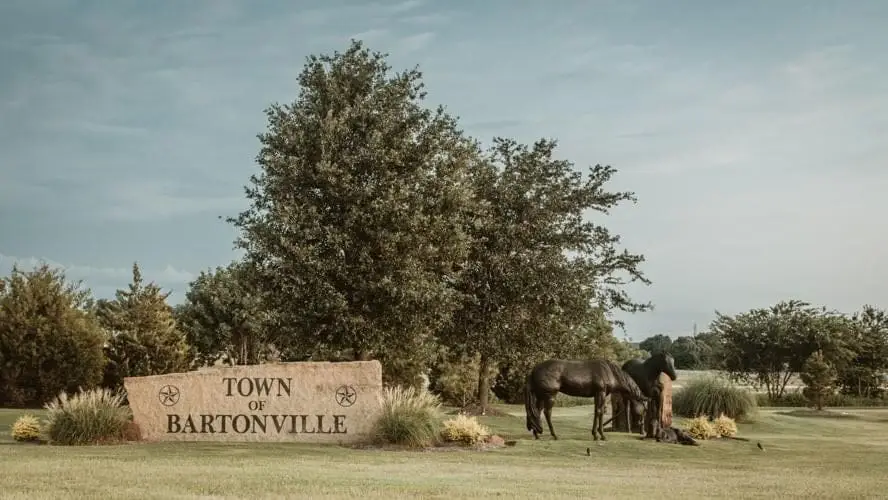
[2,405,888,499]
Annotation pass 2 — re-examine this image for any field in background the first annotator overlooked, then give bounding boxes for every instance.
[672,369,803,392]
[3,405,887,499]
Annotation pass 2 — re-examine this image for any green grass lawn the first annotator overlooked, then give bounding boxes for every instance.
[2,405,887,499]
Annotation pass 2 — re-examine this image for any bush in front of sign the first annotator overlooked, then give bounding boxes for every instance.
[371,385,444,448]
[439,413,490,445]
[10,414,43,443]
[42,387,133,445]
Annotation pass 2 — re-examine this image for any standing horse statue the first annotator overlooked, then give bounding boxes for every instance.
[621,352,678,437]
[524,358,650,441]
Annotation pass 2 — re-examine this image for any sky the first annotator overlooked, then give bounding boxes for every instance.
[1,0,886,341]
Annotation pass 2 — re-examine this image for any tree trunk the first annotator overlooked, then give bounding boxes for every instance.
[477,354,491,414]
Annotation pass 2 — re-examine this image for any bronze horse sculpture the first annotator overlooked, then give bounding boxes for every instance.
[621,352,678,436]
[524,358,650,441]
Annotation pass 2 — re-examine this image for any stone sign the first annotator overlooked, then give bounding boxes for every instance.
[123,360,383,443]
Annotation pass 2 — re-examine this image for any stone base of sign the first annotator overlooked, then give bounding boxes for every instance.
[123,361,383,444]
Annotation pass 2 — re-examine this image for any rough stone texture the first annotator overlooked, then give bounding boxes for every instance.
[123,361,383,444]
[659,373,673,428]
[486,434,505,447]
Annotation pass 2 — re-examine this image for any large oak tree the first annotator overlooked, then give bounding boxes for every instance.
[228,41,482,379]
[442,137,652,410]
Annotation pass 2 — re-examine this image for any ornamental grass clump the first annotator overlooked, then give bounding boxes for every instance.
[11,414,42,442]
[440,413,490,445]
[371,385,443,448]
[673,374,758,422]
[43,387,133,445]
[713,413,738,438]
[684,415,717,440]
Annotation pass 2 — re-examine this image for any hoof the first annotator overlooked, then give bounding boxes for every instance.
[552,435,558,441]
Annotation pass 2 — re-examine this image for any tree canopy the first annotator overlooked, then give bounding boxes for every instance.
[708,299,853,399]
[432,137,652,407]
[97,263,189,390]
[639,333,672,356]
[176,261,272,367]
[228,40,483,377]
[0,264,106,406]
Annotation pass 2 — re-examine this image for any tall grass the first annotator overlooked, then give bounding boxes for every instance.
[43,387,133,445]
[672,374,758,422]
[372,385,443,448]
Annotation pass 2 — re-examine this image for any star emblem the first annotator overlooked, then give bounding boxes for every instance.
[158,385,180,407]
[335,385,357,407]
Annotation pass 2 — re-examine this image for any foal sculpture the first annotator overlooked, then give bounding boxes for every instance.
[524,358,650,441]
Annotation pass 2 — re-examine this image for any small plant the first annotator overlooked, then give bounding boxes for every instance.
[673,374,758,422]
[801,350,837,410]
[713,413,738,438]
[684,415,717,440]
[371,385,443,448]
[440,413,490,445]
[11,414,42,442]
[43,387,133,445]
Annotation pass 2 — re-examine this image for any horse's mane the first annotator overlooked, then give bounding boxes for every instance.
[603,359,646,400]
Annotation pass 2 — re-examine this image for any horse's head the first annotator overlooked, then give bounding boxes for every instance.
[629,399,647,415]
[657,352,677,381]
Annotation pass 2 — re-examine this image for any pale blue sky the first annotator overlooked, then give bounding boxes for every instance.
[1,0,886,341]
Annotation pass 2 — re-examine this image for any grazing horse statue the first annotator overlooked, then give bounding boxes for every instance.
[524,358,650,441]
[621,352,678,436]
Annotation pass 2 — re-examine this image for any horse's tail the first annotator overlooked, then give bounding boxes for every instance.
[524,374,543,435]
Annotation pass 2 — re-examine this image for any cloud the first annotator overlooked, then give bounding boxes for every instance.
[388,0,426,14]
[396,32,436,53]
[2,1,885,340]
[0,252,195,289]
[99,179,246,222]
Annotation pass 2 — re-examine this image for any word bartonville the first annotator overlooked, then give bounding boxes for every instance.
[166,413,347,435]
[165,376,350,435]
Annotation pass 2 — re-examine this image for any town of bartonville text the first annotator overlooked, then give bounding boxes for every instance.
[165,377,349,435]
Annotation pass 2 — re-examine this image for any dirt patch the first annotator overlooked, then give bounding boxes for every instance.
[123,421,142,441]
[349,434,513,453]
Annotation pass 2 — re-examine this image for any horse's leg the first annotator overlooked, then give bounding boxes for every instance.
[622,399,631,432]
[543,397,557,440]
[591,392,606,441]
[590,394,600,441]
[535,397,547,440]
